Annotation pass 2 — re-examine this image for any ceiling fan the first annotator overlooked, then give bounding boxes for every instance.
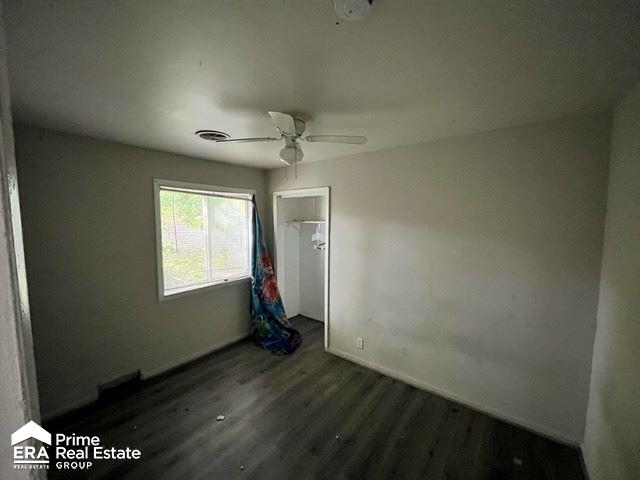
[197,111,367,165]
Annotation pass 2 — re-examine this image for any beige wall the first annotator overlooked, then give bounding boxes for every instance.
[267,113,611,443]
[584,83,640,479]
[14,125,267,418]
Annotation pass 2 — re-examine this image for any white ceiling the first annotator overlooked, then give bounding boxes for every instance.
[5,1,640,169]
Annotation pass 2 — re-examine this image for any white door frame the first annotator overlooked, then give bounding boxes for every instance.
[273,187,330,349]
[0,5,43,478]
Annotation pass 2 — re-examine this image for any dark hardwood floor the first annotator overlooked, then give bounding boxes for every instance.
[47,316,585,480]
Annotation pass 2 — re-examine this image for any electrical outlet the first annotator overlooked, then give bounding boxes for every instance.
[356,337,364,350]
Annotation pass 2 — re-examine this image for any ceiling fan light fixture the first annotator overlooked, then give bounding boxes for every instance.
[279,146,303,166]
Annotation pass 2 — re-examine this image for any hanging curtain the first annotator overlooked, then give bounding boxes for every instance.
[250,197,301,354]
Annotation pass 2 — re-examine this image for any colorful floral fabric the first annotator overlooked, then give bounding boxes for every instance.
[250,198,301,354]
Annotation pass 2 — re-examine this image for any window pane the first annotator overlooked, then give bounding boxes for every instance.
[160,190,207,291]
[158,186,251,295]
[208,196,250,280]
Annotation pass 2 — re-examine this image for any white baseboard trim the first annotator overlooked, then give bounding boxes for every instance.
[142,332,249,379]
[326,346,580,447]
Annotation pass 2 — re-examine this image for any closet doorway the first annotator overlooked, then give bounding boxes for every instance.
[273,187,330,349]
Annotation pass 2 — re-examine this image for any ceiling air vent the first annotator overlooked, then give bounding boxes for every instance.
[195,130,230,142]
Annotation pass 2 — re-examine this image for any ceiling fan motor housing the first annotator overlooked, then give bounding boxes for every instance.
[293,118,306,137]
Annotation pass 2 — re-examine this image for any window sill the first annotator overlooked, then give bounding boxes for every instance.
[159,276,252,302]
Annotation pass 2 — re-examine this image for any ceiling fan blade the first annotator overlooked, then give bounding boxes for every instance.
[304,135,367,145]
[214,137,279,144]
[268,111,298,136]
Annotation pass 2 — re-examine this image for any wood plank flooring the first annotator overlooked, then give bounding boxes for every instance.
[46,316,585,479]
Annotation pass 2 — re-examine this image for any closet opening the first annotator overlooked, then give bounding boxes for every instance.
[273,187,330,349]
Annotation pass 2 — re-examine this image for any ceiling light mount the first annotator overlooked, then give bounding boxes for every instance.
[334,0,374,22]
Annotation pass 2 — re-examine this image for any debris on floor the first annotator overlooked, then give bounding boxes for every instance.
[217,415,226,421]
[240,465,245,471]
[513,458,523,466]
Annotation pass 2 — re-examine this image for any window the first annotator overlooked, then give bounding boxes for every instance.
[154,179,253,299]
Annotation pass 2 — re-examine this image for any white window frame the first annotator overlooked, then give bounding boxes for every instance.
[153,178,255,301]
